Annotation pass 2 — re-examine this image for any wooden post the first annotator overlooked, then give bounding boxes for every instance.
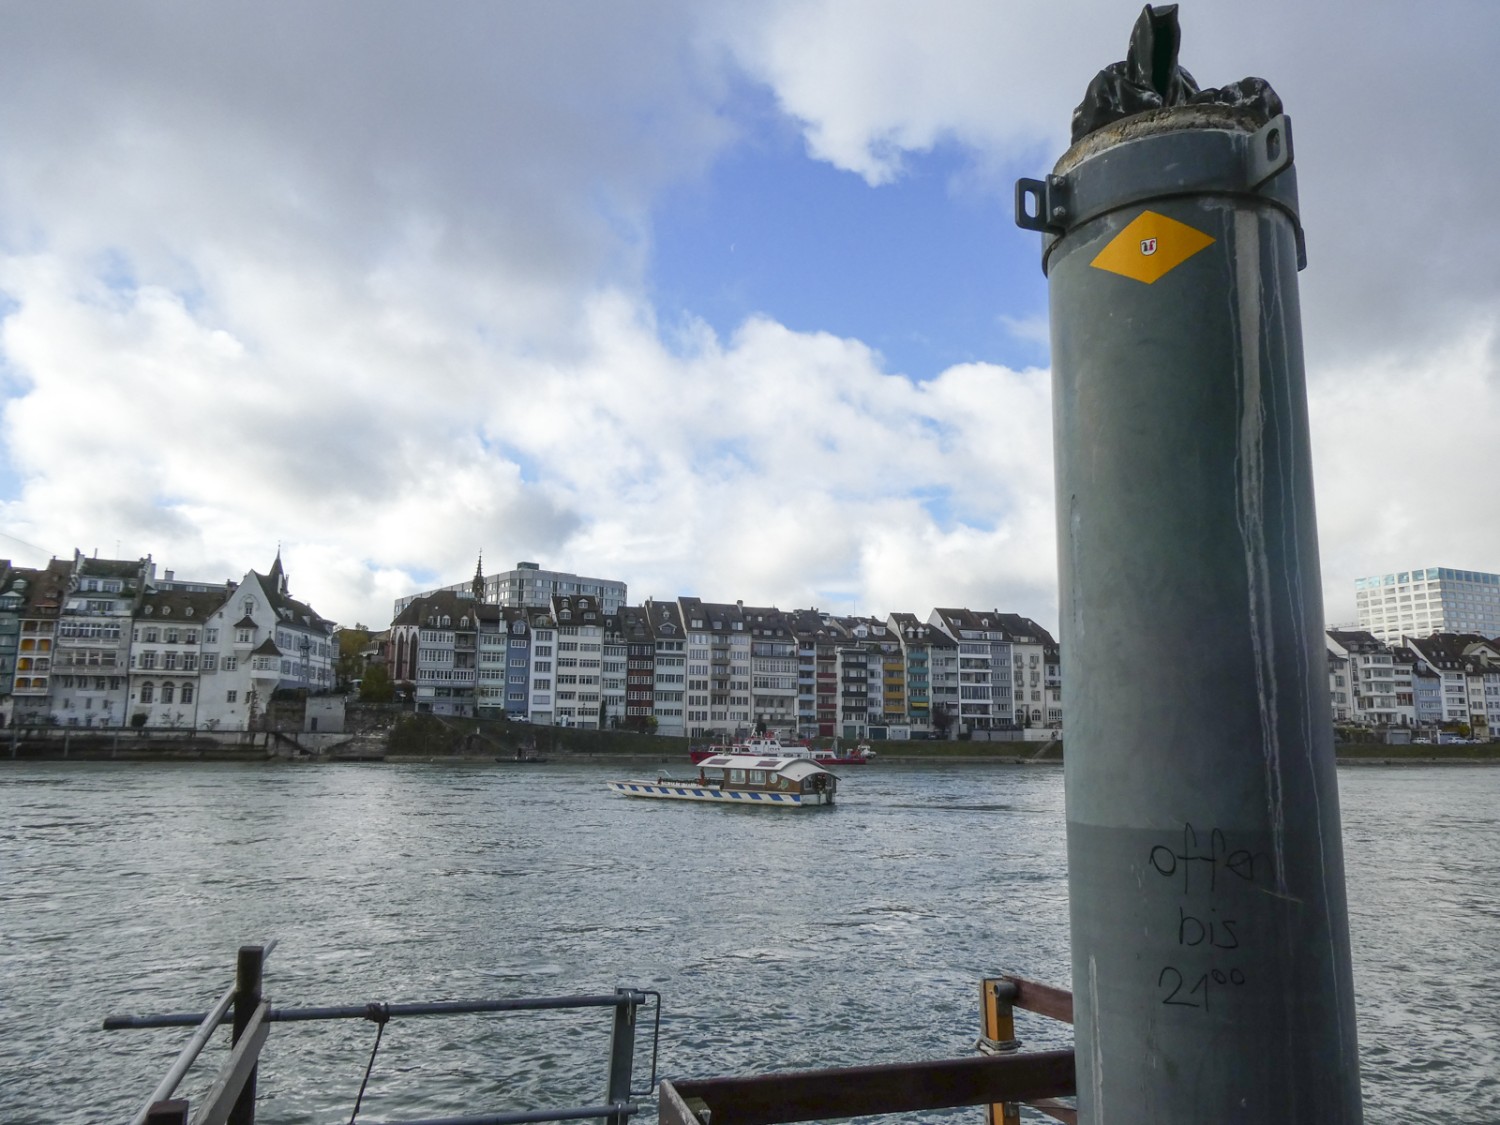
[980,978,1021,1125]
[229,945,264,1125]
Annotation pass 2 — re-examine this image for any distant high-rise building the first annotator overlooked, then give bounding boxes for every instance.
[1355,566,1500,642]
[394,560,626,618]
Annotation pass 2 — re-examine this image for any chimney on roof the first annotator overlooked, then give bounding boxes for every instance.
[164,570,174,582]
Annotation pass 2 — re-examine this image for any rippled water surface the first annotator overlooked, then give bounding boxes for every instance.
[1,760,1496,1123]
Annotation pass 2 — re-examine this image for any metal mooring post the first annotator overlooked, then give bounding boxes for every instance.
[1016,6,1361,1122]
[229,944,265,1125]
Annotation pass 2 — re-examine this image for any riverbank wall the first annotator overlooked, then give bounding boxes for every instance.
[6,714,1498,765]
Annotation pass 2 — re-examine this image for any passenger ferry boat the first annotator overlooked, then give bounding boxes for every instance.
[607,753,837,808]
[688,736,876,766]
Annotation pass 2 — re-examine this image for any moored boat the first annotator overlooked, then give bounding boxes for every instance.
[809,742,876,766]
[687,735,791,763]
[607,753,837,808]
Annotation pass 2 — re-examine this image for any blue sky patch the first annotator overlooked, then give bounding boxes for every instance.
[648,92,1049,381]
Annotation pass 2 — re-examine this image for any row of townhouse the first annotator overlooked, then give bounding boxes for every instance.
[386,573,1061,740]
[1327,628,1500,735]
[0,551,339,732]
[387,578,626,728]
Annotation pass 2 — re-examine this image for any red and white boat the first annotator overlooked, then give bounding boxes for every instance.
[808,742,876,766]
[689,736,875,766]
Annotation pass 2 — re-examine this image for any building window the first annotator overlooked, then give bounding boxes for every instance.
[140,683,154,703]
[227,690,238,703]
[181,684,194,704]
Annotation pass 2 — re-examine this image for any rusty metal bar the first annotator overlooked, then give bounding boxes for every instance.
[663,1049,1075,1125]
[1029,1099,1078,1124]
[658,1080,707,1125]
[379,1104,638,1125]
[1001,975,1074,1025]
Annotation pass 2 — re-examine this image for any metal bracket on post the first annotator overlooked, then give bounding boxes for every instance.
[603,987,638,1125]
[979,978,1022,1125]
[1020,111,1305,273]
[1015,176,1068,234]
[1245,114,1294,189]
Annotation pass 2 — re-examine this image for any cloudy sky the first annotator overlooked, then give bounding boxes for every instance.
[1,0,1496,631]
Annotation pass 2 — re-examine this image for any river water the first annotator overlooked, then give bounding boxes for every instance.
[1,760,1496,1124]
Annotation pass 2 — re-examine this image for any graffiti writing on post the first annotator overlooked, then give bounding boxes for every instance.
[1147,823,1262,1012]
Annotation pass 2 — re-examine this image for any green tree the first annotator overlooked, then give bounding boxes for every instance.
[931,704,953,739]
[359,663,396,703]
[337,626,376,691]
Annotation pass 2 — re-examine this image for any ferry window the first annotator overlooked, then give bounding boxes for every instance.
[729,769,746,784]
[749,770,765,784]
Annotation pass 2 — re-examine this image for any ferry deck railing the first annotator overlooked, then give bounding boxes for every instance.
[102,942,661,1125]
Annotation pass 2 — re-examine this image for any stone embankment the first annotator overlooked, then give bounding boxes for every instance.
[6,711,1496,765]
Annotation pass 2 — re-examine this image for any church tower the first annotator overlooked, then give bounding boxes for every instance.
[471,552,485,601]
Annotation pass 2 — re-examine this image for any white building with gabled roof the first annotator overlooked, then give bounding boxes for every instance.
[193,552,339,732]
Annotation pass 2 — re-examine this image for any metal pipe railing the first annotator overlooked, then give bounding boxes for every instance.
[126,981,236,1125]
[106,992,654,1029]
[106,942,655,1125]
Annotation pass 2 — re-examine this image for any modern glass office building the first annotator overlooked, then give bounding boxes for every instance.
[1355,566,1500,642]
[394,560,626,619]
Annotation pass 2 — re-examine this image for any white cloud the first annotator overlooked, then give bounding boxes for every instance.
[2,0,1497,638]
[0,240,1057,627]
[722,0,1500,624]
[1310,321,1500,626]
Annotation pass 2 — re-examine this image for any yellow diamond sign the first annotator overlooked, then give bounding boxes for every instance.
[1090,210,1215,284]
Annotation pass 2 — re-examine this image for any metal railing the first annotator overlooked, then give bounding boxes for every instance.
[657,975,1075,1125]
[103,942,661,1125]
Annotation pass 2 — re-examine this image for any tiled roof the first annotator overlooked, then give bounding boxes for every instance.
[390,589,482,628]
[77,557,149,581]
[248,567,336,634]
[142,589,225,621]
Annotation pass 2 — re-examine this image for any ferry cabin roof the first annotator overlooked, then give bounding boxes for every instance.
[696,755,830,780]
